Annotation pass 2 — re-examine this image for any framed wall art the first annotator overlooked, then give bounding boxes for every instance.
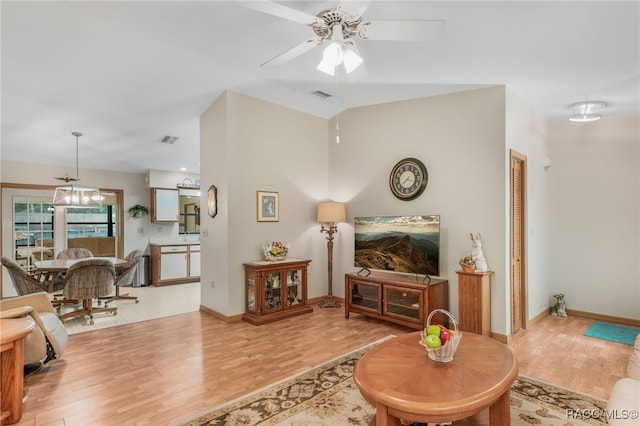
[257,190,279,222]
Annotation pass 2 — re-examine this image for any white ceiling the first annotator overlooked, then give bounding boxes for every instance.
[2,1,638,174]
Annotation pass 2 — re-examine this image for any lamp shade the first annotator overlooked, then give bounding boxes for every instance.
[53,184,103,207]
[317,202,346,223]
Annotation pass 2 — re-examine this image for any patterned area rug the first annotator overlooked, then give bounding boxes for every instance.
[178,337,608,426]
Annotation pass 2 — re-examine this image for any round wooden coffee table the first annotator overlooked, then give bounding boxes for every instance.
[353,331,518,425]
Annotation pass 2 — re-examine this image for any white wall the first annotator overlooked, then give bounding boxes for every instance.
[327,87,511,333]
[505,88,550,327]
[547,116,640,319]
[199,91,329,316]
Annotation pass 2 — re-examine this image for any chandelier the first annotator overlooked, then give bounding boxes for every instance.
[52,132,103,207]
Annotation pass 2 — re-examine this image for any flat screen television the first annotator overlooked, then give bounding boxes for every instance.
[354,215,440,276]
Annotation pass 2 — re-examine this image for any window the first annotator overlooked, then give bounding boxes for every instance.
[13,196,55,269]
[66,205,117,239]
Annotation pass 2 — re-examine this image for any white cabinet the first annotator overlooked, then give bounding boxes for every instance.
[189,245,201,277]
[150,243,200,286]
[150,188,179,223]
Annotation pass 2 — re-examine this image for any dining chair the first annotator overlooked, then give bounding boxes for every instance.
[52,247,94,301]
[56,247,94,259]
[0,256,60,295]
[101,250,143,306]
[58,258,117,325]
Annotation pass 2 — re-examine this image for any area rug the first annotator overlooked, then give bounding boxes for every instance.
[584,321,640,346]
[177,337,608,426]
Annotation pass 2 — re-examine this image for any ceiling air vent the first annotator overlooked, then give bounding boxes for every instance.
[160,135,179,144]
[312,90,332,99]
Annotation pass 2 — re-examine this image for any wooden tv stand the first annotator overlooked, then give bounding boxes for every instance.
[345,270,448,330]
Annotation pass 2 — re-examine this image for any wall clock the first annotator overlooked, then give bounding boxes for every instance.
[389,157,428,201]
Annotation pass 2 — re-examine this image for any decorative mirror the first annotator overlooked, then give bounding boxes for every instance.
[179,189,200,234]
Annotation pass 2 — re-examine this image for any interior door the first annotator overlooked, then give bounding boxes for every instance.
[510,150,527,334]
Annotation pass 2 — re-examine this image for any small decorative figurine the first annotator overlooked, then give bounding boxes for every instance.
[470,233,489,272]
[551,294,567,317]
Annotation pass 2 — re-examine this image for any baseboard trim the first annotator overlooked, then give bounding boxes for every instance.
[490,332,508,344]
[527,309,550,327]
[308,296,345,306]
[199,305,243,323]
[565,309,640,328]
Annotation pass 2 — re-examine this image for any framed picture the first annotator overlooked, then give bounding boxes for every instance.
[257,191,279,222]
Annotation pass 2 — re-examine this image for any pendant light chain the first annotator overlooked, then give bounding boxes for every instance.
[72,131,83,181]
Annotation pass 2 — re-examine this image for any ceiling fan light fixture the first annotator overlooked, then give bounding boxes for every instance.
[342,45,363,74]
[568,101,607,122]
[317,57,336,76]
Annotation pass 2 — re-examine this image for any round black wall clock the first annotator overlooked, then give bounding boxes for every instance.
[389,157,428,201]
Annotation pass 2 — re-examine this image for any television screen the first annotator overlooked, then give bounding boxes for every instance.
[354,215,440,276]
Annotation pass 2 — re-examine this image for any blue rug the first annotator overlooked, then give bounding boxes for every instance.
[584,321,640,346]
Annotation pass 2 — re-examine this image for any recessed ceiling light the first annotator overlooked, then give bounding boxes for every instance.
[180,167,187,171]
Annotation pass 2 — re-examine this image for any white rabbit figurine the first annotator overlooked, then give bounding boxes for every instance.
[470,233,489,272]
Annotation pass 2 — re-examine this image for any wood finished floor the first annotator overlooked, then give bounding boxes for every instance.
[17,306,633,426]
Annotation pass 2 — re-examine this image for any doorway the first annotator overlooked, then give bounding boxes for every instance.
[510,150,527,334]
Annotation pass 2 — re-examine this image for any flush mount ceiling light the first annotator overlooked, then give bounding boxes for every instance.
[53,132,103,207]
[569,101,607,122]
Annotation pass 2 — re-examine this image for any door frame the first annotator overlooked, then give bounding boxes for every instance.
[1,183,124,298]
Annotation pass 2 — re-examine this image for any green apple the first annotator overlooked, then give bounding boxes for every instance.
[425,334,441,349]
[426,325,441,337]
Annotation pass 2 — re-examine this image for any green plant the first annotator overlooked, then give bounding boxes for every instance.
[128,204,149,217]
[460,255,475,266]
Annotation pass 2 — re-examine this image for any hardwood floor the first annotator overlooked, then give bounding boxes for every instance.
[17,306,633,426]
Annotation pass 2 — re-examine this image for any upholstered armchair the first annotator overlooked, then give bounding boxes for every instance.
[101,250,143,306]
[59,258,117,325]
[0,292,69,368]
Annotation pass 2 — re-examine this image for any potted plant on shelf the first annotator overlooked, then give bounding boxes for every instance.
[128,204,149,218]
[459,255,476,273]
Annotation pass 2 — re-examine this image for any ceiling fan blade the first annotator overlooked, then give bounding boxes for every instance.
[359,20,446,41]
[236,0,323,26]
[54,174,78,183]
[337,0,372,19]
[261,37,323,67]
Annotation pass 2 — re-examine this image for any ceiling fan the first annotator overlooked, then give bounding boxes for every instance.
[237,0,445,74]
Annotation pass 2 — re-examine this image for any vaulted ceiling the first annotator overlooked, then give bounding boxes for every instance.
[2,1,638,174]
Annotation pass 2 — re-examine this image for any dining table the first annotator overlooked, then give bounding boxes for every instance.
[34,257,127,274]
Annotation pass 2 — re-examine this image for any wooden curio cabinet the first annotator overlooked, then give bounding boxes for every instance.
[242,259,313,325]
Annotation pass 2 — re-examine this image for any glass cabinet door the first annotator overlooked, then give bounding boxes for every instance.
[264,272,282,311]
[383,284,423,324]
[349,280,381,314]
[246,270,256,313]
[286,269,303,306]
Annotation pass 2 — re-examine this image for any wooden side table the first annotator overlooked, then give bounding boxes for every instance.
[1,318,36,425]
[457,270,494,336]
[353,331,518,425]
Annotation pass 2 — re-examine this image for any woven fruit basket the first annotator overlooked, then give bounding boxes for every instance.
[420,309,462,363]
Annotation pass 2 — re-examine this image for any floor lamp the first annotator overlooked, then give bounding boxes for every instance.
[317,201,346,308]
